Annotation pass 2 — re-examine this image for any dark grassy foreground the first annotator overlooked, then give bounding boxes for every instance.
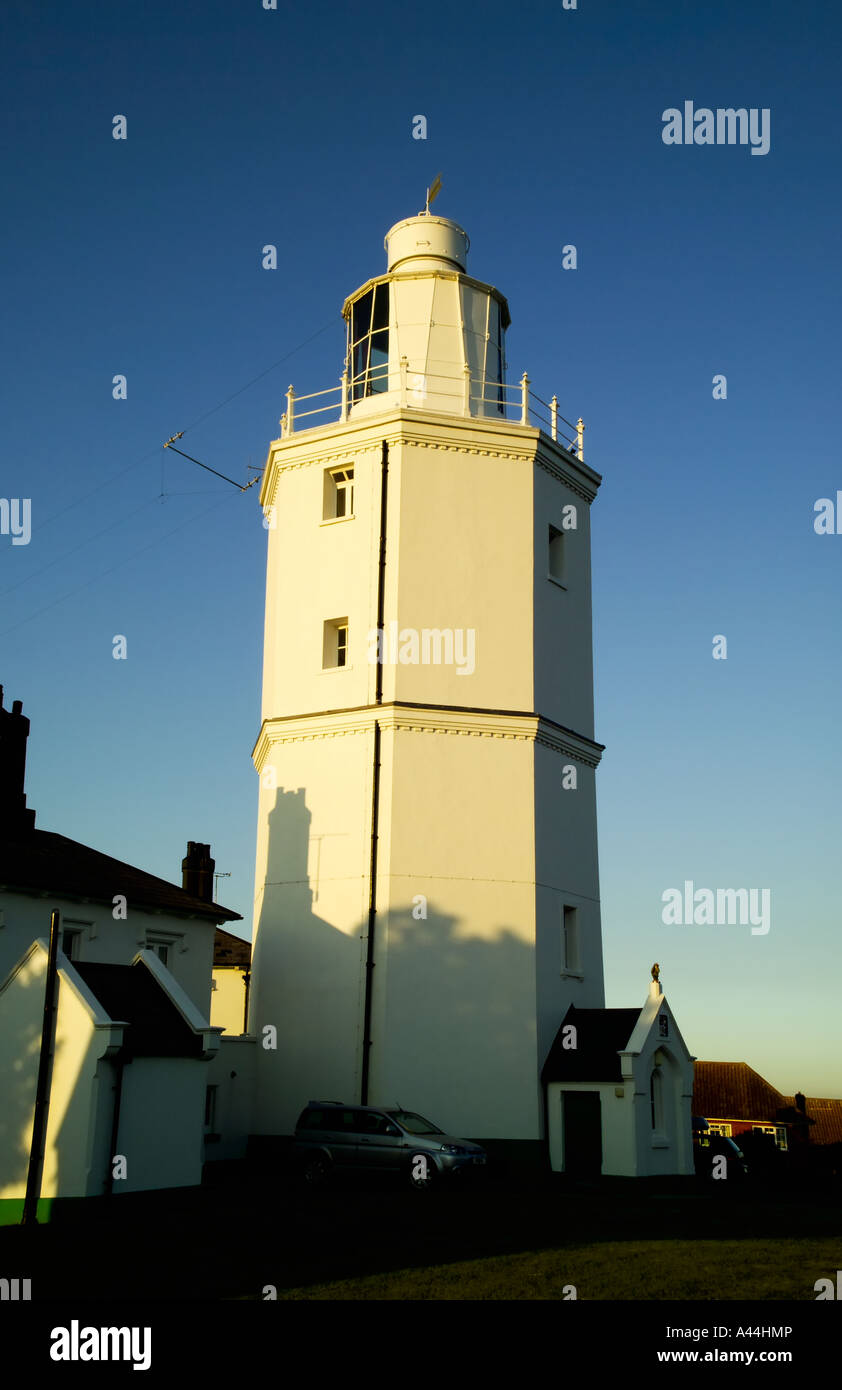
[2,1162,840,1301]
[270,1238,841,1300]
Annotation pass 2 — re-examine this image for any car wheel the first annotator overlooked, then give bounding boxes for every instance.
[408,1152,437,1191]
[303,1153,331,1187]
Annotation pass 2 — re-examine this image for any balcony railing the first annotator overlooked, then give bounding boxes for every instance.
[278,357,585,462]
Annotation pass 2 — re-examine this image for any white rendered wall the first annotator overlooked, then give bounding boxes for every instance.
[252,399,604,1141]
[0,943,121,1200]
[0,889,216,1018]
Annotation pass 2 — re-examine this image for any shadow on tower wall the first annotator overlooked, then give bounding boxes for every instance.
[249,783,541,1154]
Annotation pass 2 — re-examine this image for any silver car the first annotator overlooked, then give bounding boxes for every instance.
[294,1101,487,1189]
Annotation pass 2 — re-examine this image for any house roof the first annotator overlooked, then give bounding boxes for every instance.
[786,1097,842,1147]
[0,830,241,923]
[693,1061,786,1123]
[74,961,205,1059]
[542,1006,642,1083]
[213,927,251,967]
[693,1063,842,1142]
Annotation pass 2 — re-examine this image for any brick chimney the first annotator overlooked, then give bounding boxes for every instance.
[0,687,36,837]
[182,841,214,902]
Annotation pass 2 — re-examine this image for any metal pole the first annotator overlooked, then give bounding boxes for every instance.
[22,909,61,1225]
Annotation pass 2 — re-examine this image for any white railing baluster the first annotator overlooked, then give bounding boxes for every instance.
[520,372,530,426]
[400,355,408,407]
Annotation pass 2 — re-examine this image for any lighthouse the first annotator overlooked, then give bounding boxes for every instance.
[248,206,607,1156]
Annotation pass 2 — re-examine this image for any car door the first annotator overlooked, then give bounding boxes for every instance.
[354,1110,405,1169]
[321,1108,360,1166]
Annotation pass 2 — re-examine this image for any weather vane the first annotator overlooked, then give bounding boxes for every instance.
[424,173,442,215]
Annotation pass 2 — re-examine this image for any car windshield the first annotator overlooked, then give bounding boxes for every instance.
[389,1110,443,1135]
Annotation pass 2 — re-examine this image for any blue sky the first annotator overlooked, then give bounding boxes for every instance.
[2,0,840,1094]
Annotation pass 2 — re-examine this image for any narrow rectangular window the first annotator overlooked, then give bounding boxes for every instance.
[562,905,579,973]
[147,937,176,966]
[61,929,81,961]
[324,466,354,520]
[323,618,349,669]
[549,525,566,584]
[204,1085,218,1132]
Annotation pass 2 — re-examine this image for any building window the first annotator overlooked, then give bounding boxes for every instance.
[323,618,349,669]
[61,928,82,961]
[548,525,566,585]
[658,1015,669,1038]
[650,1068,663,1131]
[708,1122,732,1137]
[561,905,580,974]
[147,938,176,967]
[204,1085,218,1134]
[752,1123,787,1149]
[349,283,389,401]
[324,466,354,520]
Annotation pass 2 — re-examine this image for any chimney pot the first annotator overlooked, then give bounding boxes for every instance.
[182,840,215,902]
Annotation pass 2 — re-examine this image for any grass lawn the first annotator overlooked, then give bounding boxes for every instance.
[269,1237,841,1300]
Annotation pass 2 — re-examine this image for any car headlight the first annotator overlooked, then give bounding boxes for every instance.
[440,1144,466,1155]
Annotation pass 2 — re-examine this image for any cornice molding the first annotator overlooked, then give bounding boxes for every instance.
[259,408,601,510]
[253,705,602,770]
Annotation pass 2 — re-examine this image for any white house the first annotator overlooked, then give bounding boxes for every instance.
[0,687,246,1216]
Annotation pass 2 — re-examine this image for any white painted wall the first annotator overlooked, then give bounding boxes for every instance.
[211,967,248,1035]
[547,991,695,1177]
[204,1035,257,1161]
[251,218,606,1145]
[0,942,122,1200]
[115,1057,205,1194]
[0,889,216,1018]
[0,942,222,1202]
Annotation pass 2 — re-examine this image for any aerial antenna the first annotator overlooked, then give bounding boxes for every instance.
[424,173,442,215]
[163,434,259,492]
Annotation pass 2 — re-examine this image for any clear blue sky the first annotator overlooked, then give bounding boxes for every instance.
[2,0,840,1095]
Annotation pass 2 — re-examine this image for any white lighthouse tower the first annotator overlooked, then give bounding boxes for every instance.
[249,207,606,1155]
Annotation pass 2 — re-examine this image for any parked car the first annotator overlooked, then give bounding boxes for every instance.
[692,1116,749,1183]
[294,1101,487,1189]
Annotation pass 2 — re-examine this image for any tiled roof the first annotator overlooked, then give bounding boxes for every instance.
[542,1006,642,1083]
[693,1062,785,1122]
[0,829,241,923]
[213,927,251,967]
[694,1063,842,1144]
[74,961,205,1058]
[784,1096,842,1147]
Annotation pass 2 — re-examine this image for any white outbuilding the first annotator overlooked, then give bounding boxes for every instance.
[543,969,696,1177]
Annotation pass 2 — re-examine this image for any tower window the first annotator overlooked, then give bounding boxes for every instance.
[324,466,354,520]
[323,618,349,669]
[349,283,389,400]
[561,905,580,974]
[548,525,566,585]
